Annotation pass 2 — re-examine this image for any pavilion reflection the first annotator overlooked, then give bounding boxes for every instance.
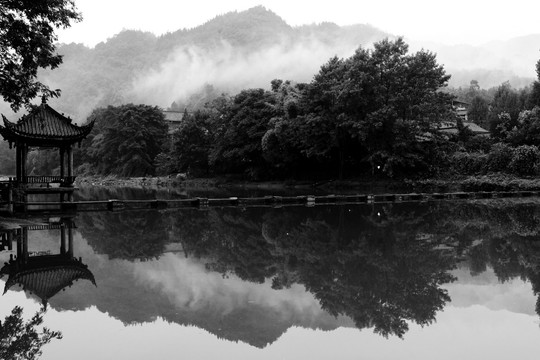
[0,218,96,307]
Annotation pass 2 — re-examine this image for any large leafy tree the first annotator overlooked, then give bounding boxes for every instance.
[301,56,358,178]
[529,59,540,108]
[79,104,168,176]
[261,79,309,176]
[170,110,213,175]
[500,107,540,146]
[297,38,455,177]
[210,88,278,177]
[468,95,489,125]
[488,82,523,137]
[0,0,81,111]
[347,38,454,176]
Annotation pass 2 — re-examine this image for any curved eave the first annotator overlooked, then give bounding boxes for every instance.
[0,116,94,146]
[3,265,97,299]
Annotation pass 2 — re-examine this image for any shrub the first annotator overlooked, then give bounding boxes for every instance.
[450,152,488,175]
[487,143,513,173]
[464,135,492,153]
[509,145,540,176]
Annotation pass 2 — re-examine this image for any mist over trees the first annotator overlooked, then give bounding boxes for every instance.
[29,6,390,123]
[1,5,534,124]
[18,35,540,181]
[115,37,457,179]
[4,6,540,180]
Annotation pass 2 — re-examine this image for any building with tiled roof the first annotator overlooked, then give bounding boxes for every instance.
[438,121,490,137]
[452,99,471,122]
[162,110,186,133]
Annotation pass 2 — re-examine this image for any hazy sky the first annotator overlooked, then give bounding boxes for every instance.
[57,0,540,47]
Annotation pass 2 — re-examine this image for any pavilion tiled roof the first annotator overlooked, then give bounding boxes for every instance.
[1,258,96,304]
[0,102,94,146]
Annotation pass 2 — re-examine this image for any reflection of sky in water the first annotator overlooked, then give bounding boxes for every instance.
[3,201,540,359]
[2,242,540,360]
[2,279,540,360]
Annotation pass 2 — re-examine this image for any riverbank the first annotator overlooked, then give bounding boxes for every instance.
[74,173,540,194]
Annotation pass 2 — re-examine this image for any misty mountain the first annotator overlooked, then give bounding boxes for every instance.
[32,6,389,122]
[4,5,537,123]
[410,34,539,89]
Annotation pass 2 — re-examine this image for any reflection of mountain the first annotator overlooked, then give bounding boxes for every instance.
[39,199,540,347]
[44,252,353,348]
[0,219,96,306]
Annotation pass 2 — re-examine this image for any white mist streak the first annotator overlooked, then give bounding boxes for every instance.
[129,40,358,107]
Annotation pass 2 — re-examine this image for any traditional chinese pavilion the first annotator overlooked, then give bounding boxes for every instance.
[0,219,96,307]
[0,99,93,211]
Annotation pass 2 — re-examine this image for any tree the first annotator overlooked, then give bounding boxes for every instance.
[262,79,310,176]
[302,56,356,179]
[502,107,540,146]
[209,88,277,178]
[529,59,540,108]
[170,110,213,175]
[0,306,62,360]
[488,82,521,137]
[330,38,454,177]
[0,0,81,111]
[469,79,480,93]
[468,95,489,125]
[78,104,168,176]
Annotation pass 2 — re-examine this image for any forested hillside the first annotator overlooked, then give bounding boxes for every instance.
[33,6,389,123]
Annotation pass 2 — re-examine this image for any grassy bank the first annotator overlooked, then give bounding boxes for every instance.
[75,173,540,195]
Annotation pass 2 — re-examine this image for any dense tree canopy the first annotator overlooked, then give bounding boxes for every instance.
[0,0,81,111]
[43,37,540,181]
[261,38,456,178]
[209,88,278,177]
[78,104,168,176]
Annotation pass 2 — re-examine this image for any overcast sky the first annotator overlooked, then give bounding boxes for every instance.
[57,0,540,47]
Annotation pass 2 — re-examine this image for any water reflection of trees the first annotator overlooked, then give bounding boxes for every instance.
[77,210,169,261]
[174,205,457,337]
[76,199,540,338]
[419,200,540,315]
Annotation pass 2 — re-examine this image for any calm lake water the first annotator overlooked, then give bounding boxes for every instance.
[2,197,540,359]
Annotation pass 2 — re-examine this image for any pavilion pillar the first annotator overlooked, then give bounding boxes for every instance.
[60,148,65,178]
[22,227,28,264]
[21,145,27,181]
[60,223,66,254]
[15,145,21,181]
[68,227,73,258]
[16,229,22,255]
[67,146,73,178]
[67,146,74,202]
[7,231,13,251]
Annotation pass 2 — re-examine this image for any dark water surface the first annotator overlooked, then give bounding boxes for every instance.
[2,198,540,359]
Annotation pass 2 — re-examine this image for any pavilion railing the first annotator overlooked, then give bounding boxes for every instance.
[21,176,76,186]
